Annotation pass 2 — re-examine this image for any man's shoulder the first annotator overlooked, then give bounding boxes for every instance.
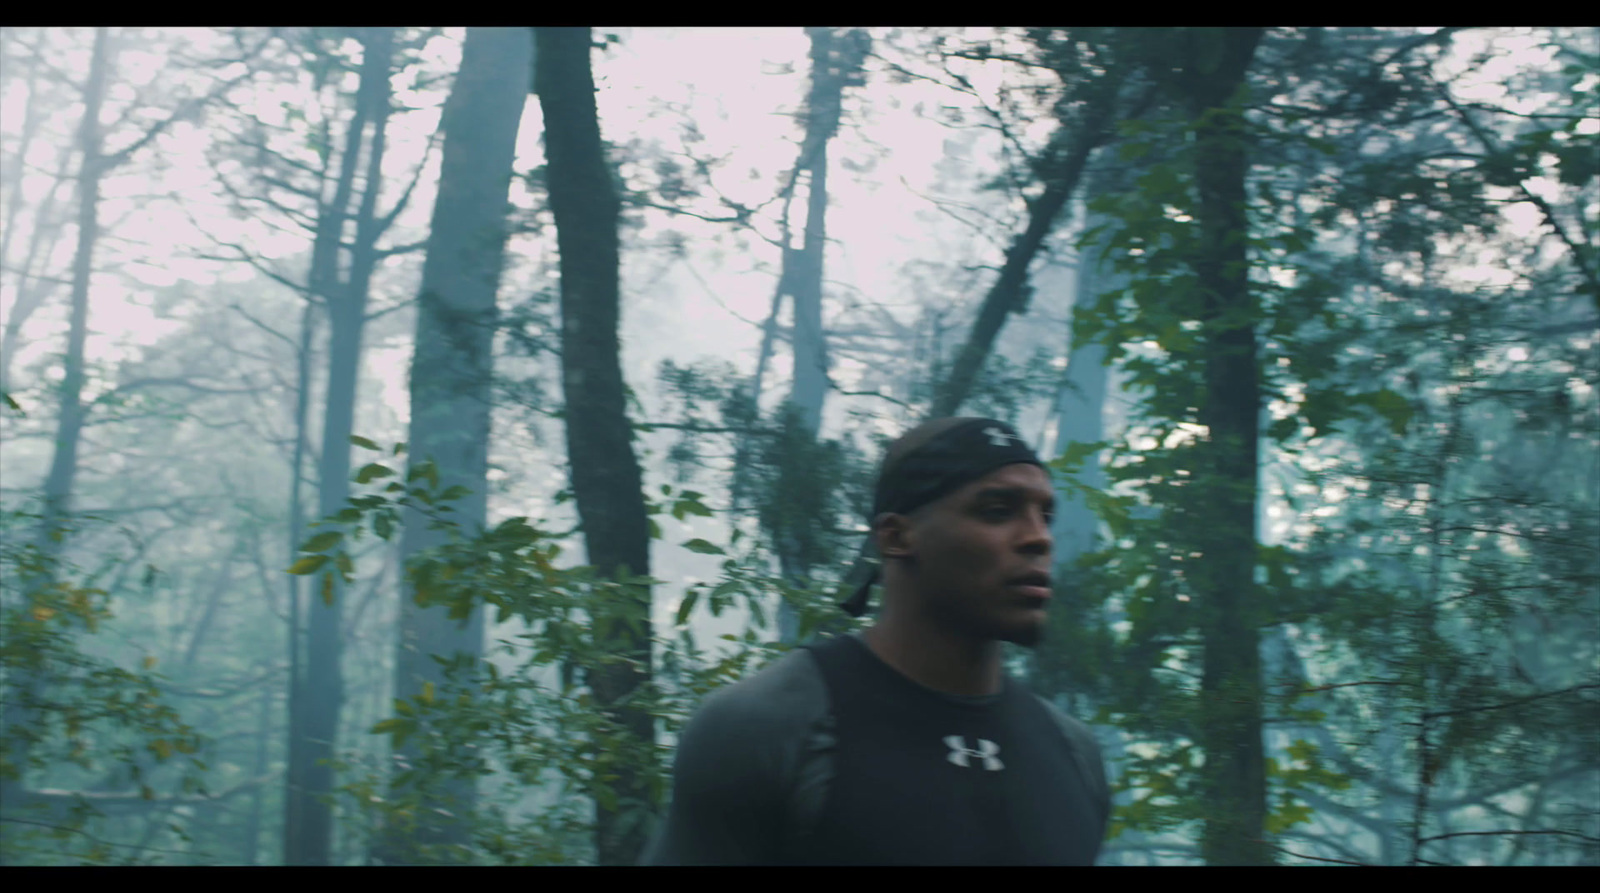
[686,646,830,739]
[1032,694,1099,749]
[1029,692,1111,807]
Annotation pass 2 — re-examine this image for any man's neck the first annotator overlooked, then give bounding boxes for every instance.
[862,615,1003,698]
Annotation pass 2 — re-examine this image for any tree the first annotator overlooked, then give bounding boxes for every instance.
[377,26,533,863]
[1167,27,1271,867]
[283,26,399,866]
[534,26,656,867]
[763,28,869,643]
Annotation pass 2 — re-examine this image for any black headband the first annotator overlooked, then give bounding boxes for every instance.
[840,418,1044,618]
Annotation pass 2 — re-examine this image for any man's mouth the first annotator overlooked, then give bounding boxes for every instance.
[1007,571,1052,601]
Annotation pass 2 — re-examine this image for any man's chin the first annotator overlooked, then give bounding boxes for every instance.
[998,616,1046,649]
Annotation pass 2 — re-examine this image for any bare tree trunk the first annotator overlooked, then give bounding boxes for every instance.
[0,34,75,397]
[286,25,396,867]
[0,33,111,863]
[534,26,655,867]
[771,27,867,643]
[929,73,1124,418]
[34,26,110,557]
[379,26,532,864]
[1028,157,1121,699]
[280,300,315,866]
[1177,26,1271,867]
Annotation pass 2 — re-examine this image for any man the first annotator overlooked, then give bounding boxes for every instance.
[641,417,1111,865]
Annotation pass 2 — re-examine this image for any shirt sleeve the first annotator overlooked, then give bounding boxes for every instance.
[1038,697,1112,846]
[640,660,817,865]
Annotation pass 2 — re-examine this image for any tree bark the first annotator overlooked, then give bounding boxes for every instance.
[1176,26,1271,867]
[0,32,111,863]
[930,68,1125,418]
[534,26,656,867]
[285,26,396,867]
[380,26,532,863]
[279,301,314,865]
[771,27,867,643]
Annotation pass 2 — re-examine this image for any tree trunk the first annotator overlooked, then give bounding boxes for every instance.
[929,71,1123,418]
[242,683,273,864]
[1177,26,1270,867]
[280,300,315,865]
[772,27,865,643]
[1048,160,1122,558]
[0,32,111,861]
[286,26,396,867]
[534,26,655,867]
[1028,157,1123,700]
[380,26,532,863]
[0,36,74,398]
[34,26,109,558]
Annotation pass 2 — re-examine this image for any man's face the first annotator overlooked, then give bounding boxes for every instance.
[890,462,1055,647]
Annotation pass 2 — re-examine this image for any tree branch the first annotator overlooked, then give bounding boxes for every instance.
[1432,80,1600,309]
[24,772,275,811]
[1419,829,1600,846]
[1419,683,1600,722]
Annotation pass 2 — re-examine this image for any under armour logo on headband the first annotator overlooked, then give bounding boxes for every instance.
[984,426,1016,447]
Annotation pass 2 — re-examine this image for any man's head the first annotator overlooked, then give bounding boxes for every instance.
[851,417,1056,647]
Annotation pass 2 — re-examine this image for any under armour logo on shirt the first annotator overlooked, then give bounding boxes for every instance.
[944,735,1004,771]
[984,426,1016,447]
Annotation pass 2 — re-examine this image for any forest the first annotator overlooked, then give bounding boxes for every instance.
[0,26,1595,866]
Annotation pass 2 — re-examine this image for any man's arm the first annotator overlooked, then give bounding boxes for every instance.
[639,681,793,865]
[1039,698,1113,842]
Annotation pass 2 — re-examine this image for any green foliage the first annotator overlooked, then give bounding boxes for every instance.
[0,511,207,865]
[296,439,865,864]
[1055,28,1600,864]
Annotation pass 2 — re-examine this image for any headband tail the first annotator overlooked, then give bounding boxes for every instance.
[839,567,877,617]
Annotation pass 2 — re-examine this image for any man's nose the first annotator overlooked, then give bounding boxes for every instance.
[1018,508,1052,555]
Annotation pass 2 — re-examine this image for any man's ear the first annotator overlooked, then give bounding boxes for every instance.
[875,512,915,559]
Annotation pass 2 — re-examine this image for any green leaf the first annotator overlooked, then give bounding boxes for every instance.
[647,518,662,540]
[675,498,713,519]
[355,463,394,484]
[374,512,394,541]
[287,555,330,575]
[350,435,381,451]
[439,485,472,502]
[321,572,336,606]
[1267,416,1299,442]
[2,392,22,415]
[676,590,699,626]
[681,538,725,555]
[1362,388,1413,437]
[302,531,343,553]
[409,461,440,489]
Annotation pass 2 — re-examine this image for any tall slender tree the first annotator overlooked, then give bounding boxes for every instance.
[1173,26,1270,866]
[767,27,868,643]
[285,26,397,866]
[534,26,656,867]
[0,32,112,859]
[380,26,533,863]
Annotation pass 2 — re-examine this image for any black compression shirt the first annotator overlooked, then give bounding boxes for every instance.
[641,633,1111,865]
